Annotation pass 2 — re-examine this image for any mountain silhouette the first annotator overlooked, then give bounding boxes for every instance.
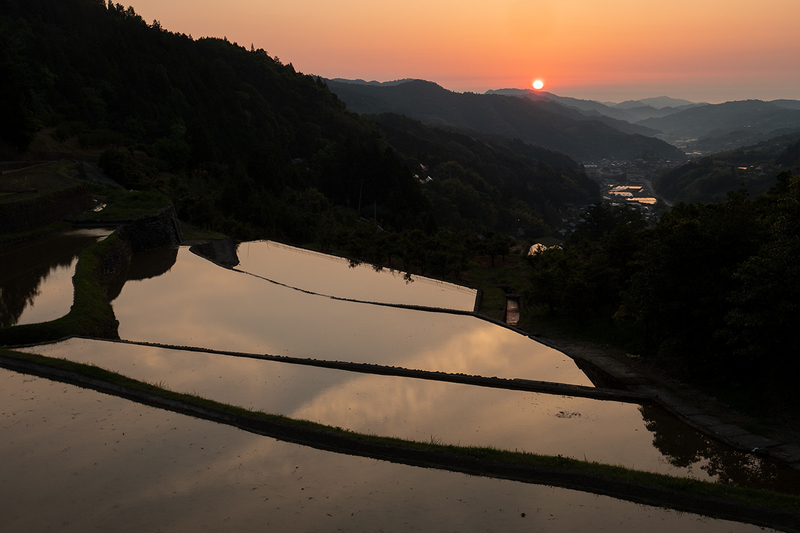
[327,80,686,162]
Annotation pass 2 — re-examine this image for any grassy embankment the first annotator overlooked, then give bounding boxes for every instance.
[0,161,90,245]
[1,347,799,532]
[0,160,79,195]
[1,161,129,343]
[463,251,529,320]
[81,188,173,220]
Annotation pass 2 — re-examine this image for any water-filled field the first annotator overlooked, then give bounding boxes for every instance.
[0,368,775,533]
[4,238,797,529]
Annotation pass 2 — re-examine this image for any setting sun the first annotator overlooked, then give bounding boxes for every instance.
[532,79,544,90]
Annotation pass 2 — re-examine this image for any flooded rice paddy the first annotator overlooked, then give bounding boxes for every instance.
[31,335,790,488]
[0,368,775,533]
[235,240,478,311]
[2,237,797,530]
[109,245,589,382]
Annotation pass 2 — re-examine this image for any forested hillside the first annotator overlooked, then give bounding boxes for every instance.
[372,113,599,236]
[0,0,597,252]
[1,0,436,237]
[526,173,800,412]
[653,132,800,203]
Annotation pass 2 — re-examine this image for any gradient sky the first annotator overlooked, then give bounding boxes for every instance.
[128,0,799,103]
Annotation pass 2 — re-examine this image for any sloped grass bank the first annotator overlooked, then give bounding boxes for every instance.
[0,162,94,239]
[0,233,130,345]
[1,349,798,532]
[80,189,173,221]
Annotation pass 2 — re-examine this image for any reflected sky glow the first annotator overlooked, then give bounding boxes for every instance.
[14,258,77,325]
[0,369,774,533]
[29,337,743,480]
[10,238,800,523]
[23,241,788,485]
[111,245,588,383]
[235,241,477,310]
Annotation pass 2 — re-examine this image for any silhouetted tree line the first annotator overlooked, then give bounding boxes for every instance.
[526,173,800,409]
[0,0,428,232]
[0,0,598,248]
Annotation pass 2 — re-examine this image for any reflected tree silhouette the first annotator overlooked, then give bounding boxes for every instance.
[639,403,800,494]
[0,266,47,327]
[107,245,179,302]
[0,233,102,327]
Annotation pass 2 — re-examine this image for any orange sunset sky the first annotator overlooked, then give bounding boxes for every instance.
[128,0,798,103]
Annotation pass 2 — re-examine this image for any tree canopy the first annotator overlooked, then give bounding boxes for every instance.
[526,176,800,411]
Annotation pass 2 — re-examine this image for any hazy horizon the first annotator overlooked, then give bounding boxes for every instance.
[325,77,751,105]
[124,0,798,105]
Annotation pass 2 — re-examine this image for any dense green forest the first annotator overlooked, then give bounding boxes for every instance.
[371,113,598,236]
[526,173,800,411]
[0,0,423,239]
[0,0,597,263]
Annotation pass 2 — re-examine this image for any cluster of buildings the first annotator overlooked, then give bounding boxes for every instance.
[584,157,681,218]
[548,158,680,239]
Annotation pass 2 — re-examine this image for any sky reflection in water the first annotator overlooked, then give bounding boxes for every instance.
[235,240,477,310]
[0,369,774,533]
[32,337,669,475]
[23,240,800,492]
[111,245,589,384]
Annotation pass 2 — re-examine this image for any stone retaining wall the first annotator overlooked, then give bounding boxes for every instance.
[117,205,182,253]
[0,184,93,235]
[189,237,239,267]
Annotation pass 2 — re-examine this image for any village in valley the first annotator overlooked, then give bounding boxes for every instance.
[538,157,681,242]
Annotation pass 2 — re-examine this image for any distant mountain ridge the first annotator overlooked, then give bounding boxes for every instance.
[616,96,698,109]
[328,79,686,162]
[329,78,417,87]
[486,89,707,123]
[484,87,800,154]
[639,100,800,137]
[640,100,800,152]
